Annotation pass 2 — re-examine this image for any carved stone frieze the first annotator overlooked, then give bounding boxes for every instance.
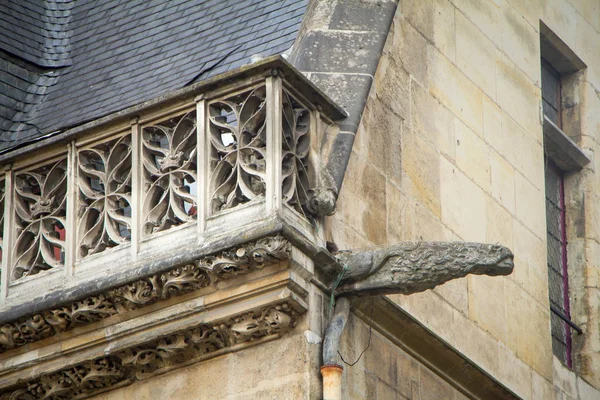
[0,236,291,353]
[12,159,68,280]
[117,302,296,379]
[0,302,299,400]
[199,234,291,278]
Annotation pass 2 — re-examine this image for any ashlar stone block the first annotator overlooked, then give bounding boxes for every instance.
[440,157,486,241]
[505,279,553,379]
[404,0,456,63]
[500,2,541,85]
[496,52,541,139]
[428,45,484,135]
[490,150,516,215]
[452,0,502,46]
[455,118,491,193]
[402,126,441,218]
[468,273,507,343]
[456,12,498,101]
[410,81,456,159]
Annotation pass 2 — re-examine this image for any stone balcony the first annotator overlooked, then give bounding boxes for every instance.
[0,57,346,398]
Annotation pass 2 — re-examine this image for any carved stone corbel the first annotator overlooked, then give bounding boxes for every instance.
[0,302,299,400]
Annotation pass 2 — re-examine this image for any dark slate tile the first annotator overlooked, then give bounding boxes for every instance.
[1,0,308,147]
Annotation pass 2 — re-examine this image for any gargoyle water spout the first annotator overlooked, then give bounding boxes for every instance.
[335,242,514,297]
[320,241,514,400]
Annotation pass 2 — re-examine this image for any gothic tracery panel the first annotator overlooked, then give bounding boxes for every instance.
[142,111,197,235]
[208,86,267,215]
[78,135,132,258]
[12,159,67,280]
[281,89,311,217]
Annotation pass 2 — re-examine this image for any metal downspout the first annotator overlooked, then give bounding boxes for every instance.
[321,297,350,400]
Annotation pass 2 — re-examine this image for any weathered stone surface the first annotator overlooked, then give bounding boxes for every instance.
[452,0,502,46]
[505,279,553,379]
[387,17,429,86]
[309,72,374,132]
[428,46,484,135]
[531,372,554,400]
[501,3,540,85]
[496,52,541,139]
[514,171,546,238]
[336,241,513,296]
[469,274,507,343]
[455,119,491,192]
[336,154,388,245]
[403,0,456,63]
[372,52,410,122]
[440,157,486,241]
[402,126,441,216]
[386,181,414,243]
[330,0,397,32]
[0,236,292,353]
[340,313,466,400]
[410,81,456,159]
[434,275,469,317]
[498,342,533,399]
[0,300,302,399]
[455,12,497,100]
[490,150,516,215]
[354,99,403,186]
[483,96,502,151]
[89,331,310,400]
[294,31,387,74]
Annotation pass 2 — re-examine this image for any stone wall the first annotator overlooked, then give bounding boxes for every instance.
[340,313,468,400]
[325,0,600,398]
[88,327,320,400]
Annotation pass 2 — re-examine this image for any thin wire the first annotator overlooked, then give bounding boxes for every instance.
[338,299,374,367]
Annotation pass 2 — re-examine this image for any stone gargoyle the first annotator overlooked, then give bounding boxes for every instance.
[334,242,514,297]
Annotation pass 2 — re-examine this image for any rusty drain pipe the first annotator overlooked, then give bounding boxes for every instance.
[321,296,351,400]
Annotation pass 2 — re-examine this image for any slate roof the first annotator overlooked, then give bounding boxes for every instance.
[0,0,307,151]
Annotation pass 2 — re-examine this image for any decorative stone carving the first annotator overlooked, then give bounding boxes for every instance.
[335,242,515,296]
[117,303,296,379]
[27,358,124,399]
[208,86,268,214]
[12,159,68,280]
[0,357,124,400]
[281,89,311,217]
[199,235,291,278]
[107,263,211,312]
[0,302,299,399]
[78,135,132,258]
[142,111,197,235]
[0,236,290,353]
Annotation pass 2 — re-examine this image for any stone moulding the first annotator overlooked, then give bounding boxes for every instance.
[0,301,299,400]
[0,235,291,353]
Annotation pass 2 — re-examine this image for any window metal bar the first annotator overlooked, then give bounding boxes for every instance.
[550,304,583,335]
[558,170,573,367]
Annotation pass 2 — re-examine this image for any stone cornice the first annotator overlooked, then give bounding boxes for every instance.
[0,301,300,399]
[0,235,291,354]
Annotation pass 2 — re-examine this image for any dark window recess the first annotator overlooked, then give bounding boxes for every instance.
[541,59,562,127]
[545,159,581,367]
